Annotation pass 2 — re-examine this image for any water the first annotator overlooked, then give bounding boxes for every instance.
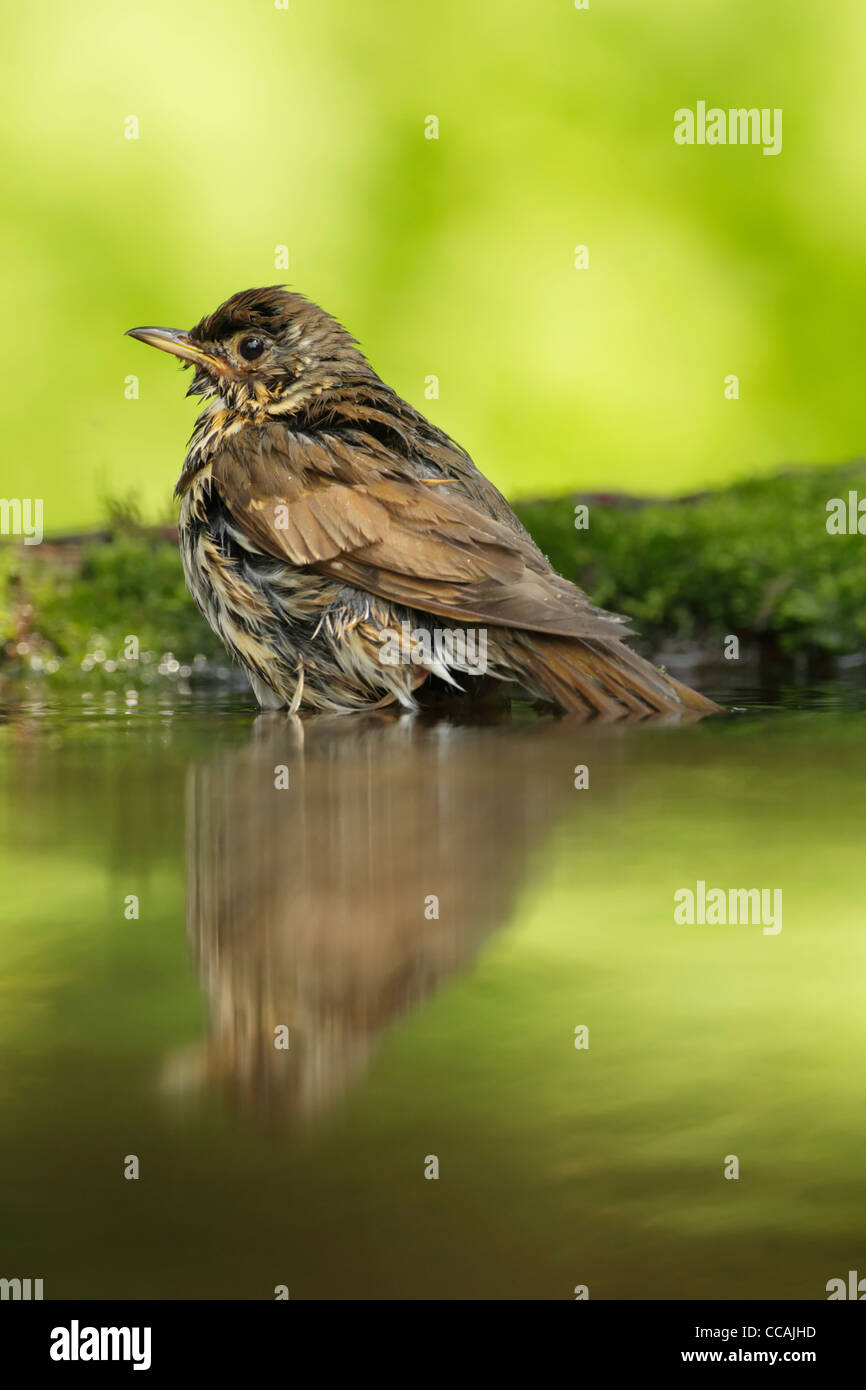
[1,677,864,1299]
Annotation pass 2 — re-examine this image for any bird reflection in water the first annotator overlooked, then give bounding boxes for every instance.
[177,710,579,1123]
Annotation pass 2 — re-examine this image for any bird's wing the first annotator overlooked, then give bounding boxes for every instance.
[209,429,631,641]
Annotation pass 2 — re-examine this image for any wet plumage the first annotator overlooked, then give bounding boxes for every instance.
[127,287,718,717]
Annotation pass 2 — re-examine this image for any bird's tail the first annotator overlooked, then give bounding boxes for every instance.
[509,632,719,718]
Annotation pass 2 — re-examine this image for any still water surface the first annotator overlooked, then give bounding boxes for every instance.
[0,678,864,1298]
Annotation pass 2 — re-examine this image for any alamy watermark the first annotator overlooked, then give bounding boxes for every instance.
[50,1321,151,1371]
[827,1269,866,1299]
[1,1276,43,1299]
[826,491,866,534]
[0,498,43,545]
[674,103,782,157]
[674,880,782,935]
[379,621,488,675]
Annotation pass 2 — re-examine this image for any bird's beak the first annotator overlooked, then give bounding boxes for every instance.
[125,325,227,372]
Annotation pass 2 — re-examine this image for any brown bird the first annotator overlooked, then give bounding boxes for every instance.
[127,287,717,717]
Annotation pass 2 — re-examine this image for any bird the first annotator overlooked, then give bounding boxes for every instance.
[127,287,718,717]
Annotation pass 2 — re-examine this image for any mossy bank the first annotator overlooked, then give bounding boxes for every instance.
[2,463,865,692]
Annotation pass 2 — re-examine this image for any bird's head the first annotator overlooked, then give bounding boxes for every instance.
[127,286,369,419]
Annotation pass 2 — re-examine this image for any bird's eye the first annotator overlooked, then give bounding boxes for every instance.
[238,335,266,361]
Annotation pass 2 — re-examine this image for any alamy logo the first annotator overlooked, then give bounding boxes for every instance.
[0,1276,43,1299]
[379,620,488,674]
[50,1320,152,1371]
[673,881,782,935]
[674,102,782,157]
[827,1270,866,1299]
[826,491,866,534]
[0,498,43,545]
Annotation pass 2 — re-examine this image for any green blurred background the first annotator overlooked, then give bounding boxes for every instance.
[3,0,865,531]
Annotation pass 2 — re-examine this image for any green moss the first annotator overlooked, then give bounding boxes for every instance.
[0,525,225,688]
[516,462,866,657]
[2,463,865,688]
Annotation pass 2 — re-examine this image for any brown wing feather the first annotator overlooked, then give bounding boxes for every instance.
[509,633,719,717]
[210,430,631,642]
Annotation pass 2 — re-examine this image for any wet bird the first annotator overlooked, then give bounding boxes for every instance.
[127,287,717,716]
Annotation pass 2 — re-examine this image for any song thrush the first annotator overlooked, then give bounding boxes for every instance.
[127,287,717,716]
